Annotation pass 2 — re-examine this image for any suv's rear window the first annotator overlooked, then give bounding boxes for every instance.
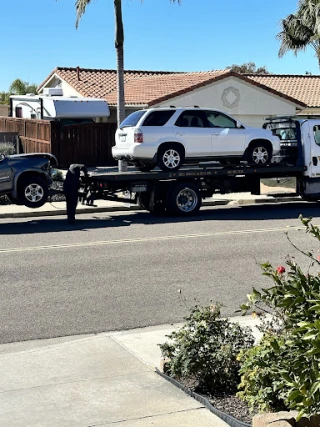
[120,110,146,128]
[142,110,175,126]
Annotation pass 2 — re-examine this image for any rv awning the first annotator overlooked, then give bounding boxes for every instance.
[52,98,110,119]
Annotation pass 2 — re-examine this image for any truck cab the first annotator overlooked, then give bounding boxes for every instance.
[264,116,320,199]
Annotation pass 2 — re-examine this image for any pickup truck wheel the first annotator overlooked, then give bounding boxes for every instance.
[248,143,271,166]
[157,145,184,172]
[18,176,48,208]
[166,182,201,215]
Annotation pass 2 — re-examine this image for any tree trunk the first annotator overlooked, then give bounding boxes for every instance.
[114,0,127,171]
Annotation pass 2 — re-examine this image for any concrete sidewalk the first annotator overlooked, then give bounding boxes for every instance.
[0,317,263,427]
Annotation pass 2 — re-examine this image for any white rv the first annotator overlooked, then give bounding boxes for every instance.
[10,88,110,121]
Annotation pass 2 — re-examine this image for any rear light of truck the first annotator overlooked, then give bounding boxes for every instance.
[134,128,143,143]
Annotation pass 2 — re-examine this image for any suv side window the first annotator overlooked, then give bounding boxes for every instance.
[205,110,237,128]
[175,110,208,128]
[142,110,175,126]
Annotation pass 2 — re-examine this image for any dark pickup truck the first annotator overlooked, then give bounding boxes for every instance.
[0,153,58,208]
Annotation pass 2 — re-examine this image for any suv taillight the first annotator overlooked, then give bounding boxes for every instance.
[134,128,143,143]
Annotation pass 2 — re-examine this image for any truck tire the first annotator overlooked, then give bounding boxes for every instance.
[18,176,48,208]
[157,144,185,172]
[137,190,166,214]
[166,182,201,215]
[247,142,271,166]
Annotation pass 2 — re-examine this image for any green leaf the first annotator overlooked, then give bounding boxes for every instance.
[288,389,300,401]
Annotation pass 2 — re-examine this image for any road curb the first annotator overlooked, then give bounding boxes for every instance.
[0,197,302,219]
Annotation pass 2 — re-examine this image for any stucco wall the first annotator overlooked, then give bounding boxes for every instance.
[155,77,299,127]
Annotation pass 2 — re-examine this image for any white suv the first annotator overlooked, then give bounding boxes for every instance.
[112,107,281,172]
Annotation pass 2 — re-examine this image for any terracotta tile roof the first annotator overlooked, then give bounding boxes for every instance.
[245,74,320,108]
[38,67,308,108]
[106,70,233,106]
[37,67,178,98]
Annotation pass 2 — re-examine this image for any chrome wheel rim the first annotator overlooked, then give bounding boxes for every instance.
[25,184,44,203]
[163,149,181,169]
[176,188,198,212]
[252,146,269,164]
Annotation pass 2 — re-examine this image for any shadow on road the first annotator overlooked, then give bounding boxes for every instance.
[0,201,319,235]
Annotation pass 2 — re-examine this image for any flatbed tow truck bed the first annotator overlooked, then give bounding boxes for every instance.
[88,163,306,181]
[81,162,306,216]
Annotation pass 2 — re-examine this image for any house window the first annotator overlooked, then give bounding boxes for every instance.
[15,107,23,118]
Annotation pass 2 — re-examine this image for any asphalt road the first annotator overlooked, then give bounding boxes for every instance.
[0,201,320,344]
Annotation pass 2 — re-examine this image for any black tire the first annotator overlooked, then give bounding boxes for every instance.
[137,191,166,214]
[157,144,185,172]
[166,182,201,216]
[18,176,48,208]
[137,192,149,210]
[247,142,272,166]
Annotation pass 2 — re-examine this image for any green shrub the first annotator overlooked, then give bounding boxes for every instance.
[238,215,320,419]
[0,142,15,156]
[237,333,291,413]
[159,303,254,394]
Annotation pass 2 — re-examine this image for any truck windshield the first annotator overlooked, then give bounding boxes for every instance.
[273,127,297,141]
[119,111,146,128]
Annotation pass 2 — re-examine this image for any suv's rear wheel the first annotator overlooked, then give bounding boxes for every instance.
[247,142,271,166]
[157,144,185,172]
[18,176,48,208]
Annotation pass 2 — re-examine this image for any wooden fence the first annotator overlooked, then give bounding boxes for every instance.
[0,117,117,167]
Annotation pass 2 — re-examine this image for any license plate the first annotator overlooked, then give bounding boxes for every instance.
[120,135,126,142]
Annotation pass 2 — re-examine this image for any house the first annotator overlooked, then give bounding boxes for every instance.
[244,74,320,116]
[37,66,311,127]
[10,88,110,121]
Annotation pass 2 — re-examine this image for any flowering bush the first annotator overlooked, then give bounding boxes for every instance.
[238,215,320,419]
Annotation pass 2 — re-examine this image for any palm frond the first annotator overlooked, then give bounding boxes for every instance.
[75,0,93,28]
[277,10,317,57]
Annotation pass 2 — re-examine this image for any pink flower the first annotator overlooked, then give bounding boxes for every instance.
[277,266,286,274]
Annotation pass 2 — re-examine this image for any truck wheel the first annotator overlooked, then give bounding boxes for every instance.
[137,191,166,214]
[166,182,201,215]
[247,142,271,166]
[157,144,185,172]
[18,176,48,208]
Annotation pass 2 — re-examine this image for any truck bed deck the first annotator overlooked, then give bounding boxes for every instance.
[88,163,306,182]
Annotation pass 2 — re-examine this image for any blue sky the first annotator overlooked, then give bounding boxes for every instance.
[1,0,318,92]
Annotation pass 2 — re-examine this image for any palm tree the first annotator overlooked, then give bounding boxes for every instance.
[277,0,320,68]
[75,0,181,126]
[75,0,181,170]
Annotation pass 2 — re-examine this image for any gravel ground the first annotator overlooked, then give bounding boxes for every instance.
[207,392,256,424]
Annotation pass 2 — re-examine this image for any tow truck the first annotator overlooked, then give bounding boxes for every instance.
[79,116,320,216]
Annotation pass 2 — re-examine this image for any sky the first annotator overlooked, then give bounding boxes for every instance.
[0,0,318,92]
